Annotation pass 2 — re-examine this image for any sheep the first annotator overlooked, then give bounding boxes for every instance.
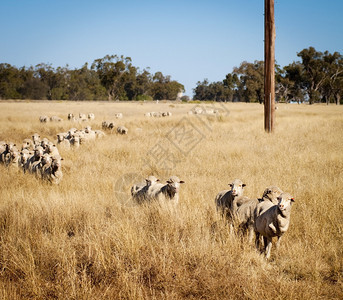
[94,130,106,139]
[215,179,246,220]
[5,149,20,168]
[19,149,32,170]
[88,113,95,120]
[79,113,87,121]
[50,116,63,122]
[39,116,49,123]
[56,133,70,149]
[234,186,283,243]
[68,113,74,120]
[254,192,295,259]
[83,126,96,140]
[21,138,33,150]
[117,126,128,135]
[24,146,44,173]
[70,135,80,148]
[144,176,185,205]
[145,112,152,117]
[40,138,50,150]
[261,186,283,205]
[42,155,63,184]
[32,133,41,147]
[102,121,115,130]
[114,113,123,119]
[0,141,8,163]
[2,143,18,166]
[131,176,160,202]
[45,143,60,158]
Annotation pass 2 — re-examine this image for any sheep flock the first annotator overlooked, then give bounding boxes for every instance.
[1,109,296,260]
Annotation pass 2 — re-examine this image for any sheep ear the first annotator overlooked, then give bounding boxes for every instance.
[180,180,185,184]
[166,180,172,184]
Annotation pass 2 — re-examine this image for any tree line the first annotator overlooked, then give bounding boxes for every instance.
[0,55,184,101]
[194,47,343,104]
[1,47,342,104]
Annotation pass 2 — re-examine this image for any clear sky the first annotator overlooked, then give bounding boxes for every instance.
[1,0,342,96]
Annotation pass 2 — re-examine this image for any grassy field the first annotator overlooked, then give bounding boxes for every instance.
[0,100,342,299]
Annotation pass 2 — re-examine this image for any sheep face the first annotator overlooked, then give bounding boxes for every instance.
[145,176,160,186]
[277,193,295,211]
[166,176,185,193]
[229,179,246,197]
[263,186,283,203]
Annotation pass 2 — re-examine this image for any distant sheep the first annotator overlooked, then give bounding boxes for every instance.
[50,116,63,122]
[39,116,50,123]
[114,113,123,119]
[117,126,128,135]
[88,113,95,120]
[254,192,295,259]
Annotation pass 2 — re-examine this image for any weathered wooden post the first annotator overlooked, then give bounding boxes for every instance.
[264,0,275,132]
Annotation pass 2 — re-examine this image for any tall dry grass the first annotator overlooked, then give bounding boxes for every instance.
[0,100,342,299]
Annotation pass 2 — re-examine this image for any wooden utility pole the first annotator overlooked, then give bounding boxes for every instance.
[264,0,275,132]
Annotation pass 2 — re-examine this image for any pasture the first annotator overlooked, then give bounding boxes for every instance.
[0,100,342,299]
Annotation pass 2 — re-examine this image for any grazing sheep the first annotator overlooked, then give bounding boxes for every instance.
[39,116,50,123]
[145,176,185,205]
[0,141,8,163]
[94,130,106,139]
[88,113,95,120]
[131,176,160,202]
[68,113,74,120]
[50,116,63,122]
[102,121,115,130]
[117,126,128,135]
[215,179,246,219]
[40,138,50,150]
[145,112,152,117]
[254,192,295,259]
[234,186,283,242]
[79,113,87,121]
[114,113,123,119]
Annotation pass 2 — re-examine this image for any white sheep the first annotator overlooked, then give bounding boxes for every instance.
[94,130,106,139]
[215,179,246,220]
[21,138,33,150]
[50,116,63,122]
[254,192,295,259]
[32,133,41,147]
[42,155,63,184]
[114,113,123,119]
[56,133,70,149]
[79,113,87,121]
[39,116,49,123]
[145,176,185,206]
[234,186,283,242]
[131,175,160,202]
[88,113,95,120]
[68,113,74,120]
[117,126,128,135]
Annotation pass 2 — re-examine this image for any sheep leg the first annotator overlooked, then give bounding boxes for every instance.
[275,235,282,250]
[248,226,255,244]
[255,232,261,251]
[265,237,273,259]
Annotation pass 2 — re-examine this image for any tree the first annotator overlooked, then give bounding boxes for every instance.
[233,61,264,103]
[91,55,133,100]
[0,63,23,99]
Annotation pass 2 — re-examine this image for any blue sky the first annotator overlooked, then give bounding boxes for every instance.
[1,0,342,96]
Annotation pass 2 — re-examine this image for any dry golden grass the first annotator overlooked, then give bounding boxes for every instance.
[0,100,342,299]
